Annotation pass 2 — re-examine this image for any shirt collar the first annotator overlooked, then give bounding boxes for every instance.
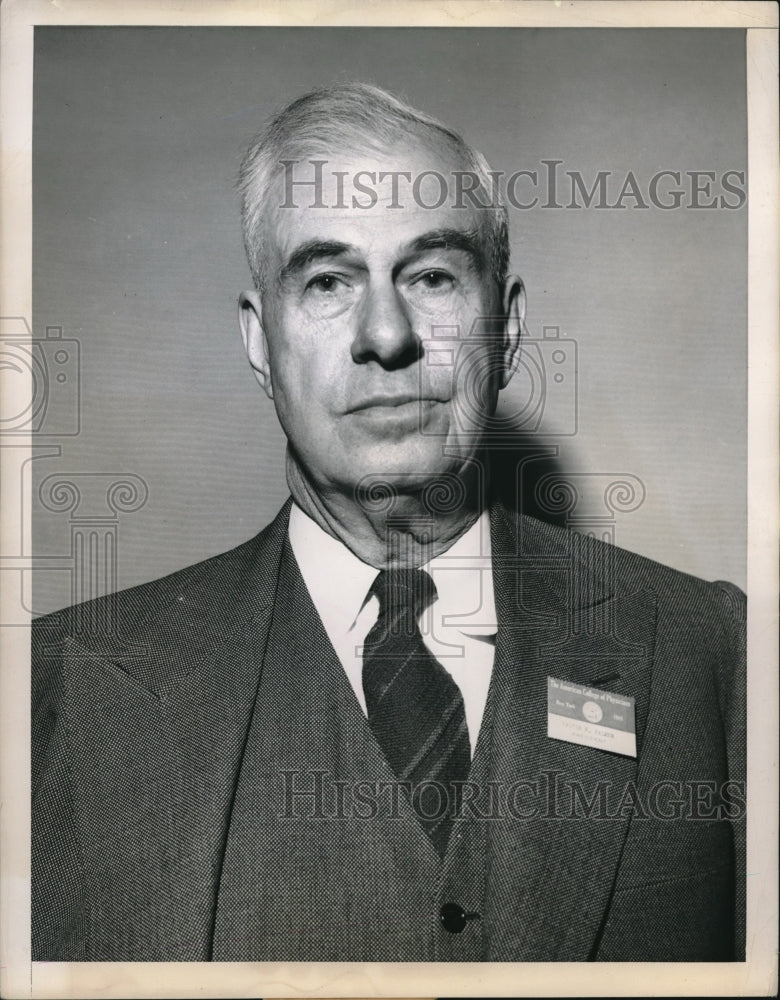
[428,510,497,635]
[288,503,379,640]
[288,503,497,638]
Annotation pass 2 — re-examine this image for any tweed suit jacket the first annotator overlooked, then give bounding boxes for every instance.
[32,499,746,961]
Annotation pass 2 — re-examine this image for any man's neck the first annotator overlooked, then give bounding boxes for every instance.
[285,450,485,569]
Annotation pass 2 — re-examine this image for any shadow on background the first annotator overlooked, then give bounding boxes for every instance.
[486,423,570,529]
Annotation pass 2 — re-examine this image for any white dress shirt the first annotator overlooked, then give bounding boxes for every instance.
[288,504,497,753]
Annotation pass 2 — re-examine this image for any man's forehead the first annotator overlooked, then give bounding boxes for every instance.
[272,205,485,259]
[263,142,486,264]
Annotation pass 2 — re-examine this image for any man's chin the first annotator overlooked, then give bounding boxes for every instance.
[340,443,477,502]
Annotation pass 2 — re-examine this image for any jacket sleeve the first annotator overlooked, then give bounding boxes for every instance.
[713,580,746,962]
[32,615,89,960]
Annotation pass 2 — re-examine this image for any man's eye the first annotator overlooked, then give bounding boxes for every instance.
[416,270,455,290]
[306,273,343,293]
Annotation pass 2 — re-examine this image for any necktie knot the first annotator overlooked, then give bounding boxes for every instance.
[370,569,437,623]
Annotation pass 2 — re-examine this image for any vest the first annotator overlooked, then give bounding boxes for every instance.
[211,536,494,960]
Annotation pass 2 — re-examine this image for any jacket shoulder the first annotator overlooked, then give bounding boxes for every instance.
[517,511,744,613]
[34,533,254,646]
[32,501,291,702]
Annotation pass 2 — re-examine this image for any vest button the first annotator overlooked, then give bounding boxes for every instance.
[440,902,478,933]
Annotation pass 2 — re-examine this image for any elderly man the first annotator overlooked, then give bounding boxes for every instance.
[33,83,745,962]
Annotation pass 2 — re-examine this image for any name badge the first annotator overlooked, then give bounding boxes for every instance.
[547,676,636,758]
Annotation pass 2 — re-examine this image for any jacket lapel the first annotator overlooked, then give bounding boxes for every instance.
[60,505,290,959]
[483,503,657,960]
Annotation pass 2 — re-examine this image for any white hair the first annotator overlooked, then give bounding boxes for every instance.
[238,82,509,292]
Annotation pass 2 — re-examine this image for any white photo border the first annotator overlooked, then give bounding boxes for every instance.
[1,2,777,998]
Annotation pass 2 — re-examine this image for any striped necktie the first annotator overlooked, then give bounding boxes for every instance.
[362,569,471,856]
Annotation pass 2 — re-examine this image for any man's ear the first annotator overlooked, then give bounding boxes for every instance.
[238,290,274,399]
[499,275,526,389]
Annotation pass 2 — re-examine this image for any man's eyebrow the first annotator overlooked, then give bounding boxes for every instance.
[403,228,485,267]
[279,239,356,281]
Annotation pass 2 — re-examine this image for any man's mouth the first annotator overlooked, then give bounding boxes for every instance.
[347,393,440,413]
[345,394,444,433]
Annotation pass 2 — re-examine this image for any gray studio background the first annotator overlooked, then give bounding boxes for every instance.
[31,27,747,615]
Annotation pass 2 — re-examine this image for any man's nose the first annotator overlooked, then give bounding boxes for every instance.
[351,281,422,369]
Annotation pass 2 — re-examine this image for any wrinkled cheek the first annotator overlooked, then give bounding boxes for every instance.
[451,352,501,431]
[274,357,322,413]
[269,378,315,447]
